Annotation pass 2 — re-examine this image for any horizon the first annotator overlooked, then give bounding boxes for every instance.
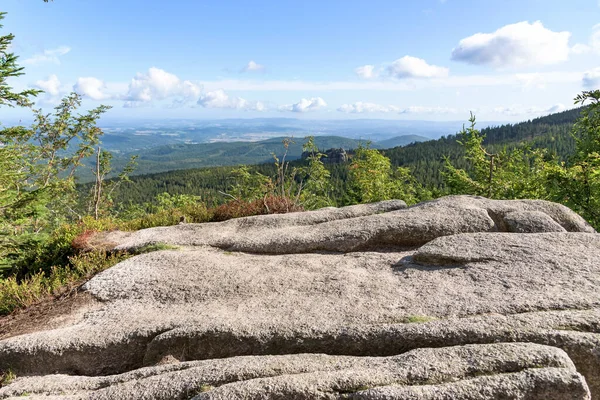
[2,0,599,123]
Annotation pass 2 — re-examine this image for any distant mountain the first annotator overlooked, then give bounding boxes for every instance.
[78,134,430,182]
[86,118,469,156]
[101,107,584,207]
[375,135,429,149]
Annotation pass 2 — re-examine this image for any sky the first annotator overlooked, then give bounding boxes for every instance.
[1,0,600,122]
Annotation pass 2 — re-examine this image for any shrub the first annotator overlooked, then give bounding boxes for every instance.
[211,196,302,222]
[120,202,212,231]
[0,250,130,315]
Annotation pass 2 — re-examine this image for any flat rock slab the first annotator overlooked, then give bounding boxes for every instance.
[0,196,598,399]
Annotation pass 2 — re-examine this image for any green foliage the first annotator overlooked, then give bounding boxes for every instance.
[546,90,600,229]
[132,243,179,254]
[228,165,272,202]
[0,13,41,108]
[227,136,335,210]
[298,136,334,209]
[155,192,200,210]
[444,113,552,200]
[348,145,426,205]
[272,137,303,204]
[0,250,130,315]
[403,315,437,324]
[120,201,211,230]
[88,146,138,220]
[383,107,580,189]
[0,94,112,271]
[0,369,16,386]
[349,145,396,203]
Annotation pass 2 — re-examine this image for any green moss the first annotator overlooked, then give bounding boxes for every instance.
[0,369,16,386]
[403,315,437,324]
[198,384,213,392]
[133,243,179,254]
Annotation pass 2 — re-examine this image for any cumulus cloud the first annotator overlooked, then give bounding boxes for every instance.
[515,73,548,90]
[73,77,111,100]
[387,56,449,79]
[24,46,71,65]
[279,97,327,112]
[399,106,457,114]
[241,61,266,73]
[572,24,600,55]
[197,89,265,111]
[583,68,600,89]
[355,65,378,79]
[337,102,399,113]
[493,104,566,116]
[34,75,62,96]
[451,21,571,68]
[124,67,201,106]
[338,102,458,115]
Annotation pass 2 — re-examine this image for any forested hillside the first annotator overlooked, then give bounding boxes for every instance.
[384,107,580,187]
[104,107,582,208]
[79,135,428,181]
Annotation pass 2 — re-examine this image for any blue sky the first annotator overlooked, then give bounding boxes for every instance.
[2,0,600,121]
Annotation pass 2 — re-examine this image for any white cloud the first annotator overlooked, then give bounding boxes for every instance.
[73,77,111,100]
[241,61,266,73]
[451,21,571,68]
[279,97,327,112]
[399,106,458,114]
[197,89,265,111]
[337,102,457,114]
[387,56,449,79]
[34,75,61,96]
[493,103,566,116]
[124,67,202,106]
[572,24,600,55]
[23,46,71,65]
[515,73,548,90]
[572,43,591,55]
[583,68,600,89]
[197,71,581,92]
[337,102,399,113]
[355,65,378,79]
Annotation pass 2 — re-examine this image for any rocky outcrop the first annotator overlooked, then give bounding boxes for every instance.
[301,148,348,164]
[0,196,598,399]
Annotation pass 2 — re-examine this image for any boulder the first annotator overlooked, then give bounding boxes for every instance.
[0,196,598,399]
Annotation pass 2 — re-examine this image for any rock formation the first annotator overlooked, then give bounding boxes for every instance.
[0,195,599,399]
[301,148,348,164]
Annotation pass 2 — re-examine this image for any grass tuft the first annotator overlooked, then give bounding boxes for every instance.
[403,315,437,324]
[0,369,16,387]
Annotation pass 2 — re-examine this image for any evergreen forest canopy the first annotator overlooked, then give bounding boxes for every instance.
[100,105,583,208]
[0,8,599,316]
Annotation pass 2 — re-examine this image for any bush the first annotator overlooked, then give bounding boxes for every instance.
[211,196,302,222]
[121,202,212,230]
[0,250,129,315]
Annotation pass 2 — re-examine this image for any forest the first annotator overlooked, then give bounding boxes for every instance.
[102,106,581,208]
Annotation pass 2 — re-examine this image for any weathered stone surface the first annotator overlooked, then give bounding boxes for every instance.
[503,210,567,233]
[0,343,590,399]
[0,196,598,399]
[345,369,591,400]
[105,195,594,253]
